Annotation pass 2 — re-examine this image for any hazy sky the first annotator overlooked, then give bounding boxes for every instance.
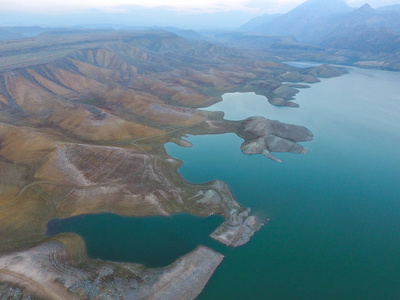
[1,0,399,29]
[1,0,399,14]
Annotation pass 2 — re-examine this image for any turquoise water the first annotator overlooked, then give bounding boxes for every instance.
[47,213,224,268]
[45,67,400,299]
[166,67,400,299]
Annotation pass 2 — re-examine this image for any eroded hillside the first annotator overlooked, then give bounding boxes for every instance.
[0,30,343,299]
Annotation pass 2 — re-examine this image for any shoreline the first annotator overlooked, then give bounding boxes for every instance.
[0,30,347,299]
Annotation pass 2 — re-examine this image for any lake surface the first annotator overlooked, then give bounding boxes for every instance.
[166,67,400,299]
[47,213,224,268]
[46,66,400,299]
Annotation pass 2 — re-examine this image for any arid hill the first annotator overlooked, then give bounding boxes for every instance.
[0,30,343,299]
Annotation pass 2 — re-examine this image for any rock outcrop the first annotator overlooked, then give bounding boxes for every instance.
[237,116,313,162]
[0,234,223,300]
[279,71,320,83]
[269,97,299,107]
[302,64,347,78]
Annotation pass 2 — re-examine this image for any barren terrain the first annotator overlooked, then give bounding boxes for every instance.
[0,30,344,299]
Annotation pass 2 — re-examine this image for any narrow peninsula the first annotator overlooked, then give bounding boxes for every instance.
[0,30,345,299]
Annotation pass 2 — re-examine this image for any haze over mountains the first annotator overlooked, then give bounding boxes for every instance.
[240,0,400,51]
[0,0,399,299]
[0,27,344,298]
[241,0,352,40]
[1,0,399,70]
[227,0,400,70]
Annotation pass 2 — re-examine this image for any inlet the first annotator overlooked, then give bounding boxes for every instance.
[47,213,224,268]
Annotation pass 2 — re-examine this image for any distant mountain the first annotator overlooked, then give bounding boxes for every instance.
[210,32,323,52]
[377,4,400,13]
[0,28,23,40]
[332,4,400,34]
[240,0,400,43]
[239,14,282,32]
[321,26,400,54]
[0,26,52,40]
[154,27,209,42]
[240,0,352,42]
[238,0,400,70]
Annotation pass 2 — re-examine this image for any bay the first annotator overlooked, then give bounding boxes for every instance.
[165,67,400,299]
[47,213,224,268]
[46,66,400,299]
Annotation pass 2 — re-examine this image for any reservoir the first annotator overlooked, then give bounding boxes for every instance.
[47,66,400,299]
[166,66,400,299]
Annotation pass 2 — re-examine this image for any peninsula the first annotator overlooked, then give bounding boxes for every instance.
[0,30,344,299]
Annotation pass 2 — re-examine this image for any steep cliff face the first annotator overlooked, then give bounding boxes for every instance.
[0,30,336,299]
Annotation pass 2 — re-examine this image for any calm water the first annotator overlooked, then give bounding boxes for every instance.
[47,213,224,268]
[46,66,400,299]
[166,67,400,299]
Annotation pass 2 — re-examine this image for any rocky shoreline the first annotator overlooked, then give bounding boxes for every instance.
[0,30,346,299]
[0,234,223,300]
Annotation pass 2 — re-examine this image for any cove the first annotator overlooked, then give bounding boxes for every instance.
[46,213,224,268]
[165,67,400,299]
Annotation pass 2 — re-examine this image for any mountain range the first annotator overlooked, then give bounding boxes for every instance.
[235,0,400,70]
[2,0,400,70]
[240,1,400,43]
